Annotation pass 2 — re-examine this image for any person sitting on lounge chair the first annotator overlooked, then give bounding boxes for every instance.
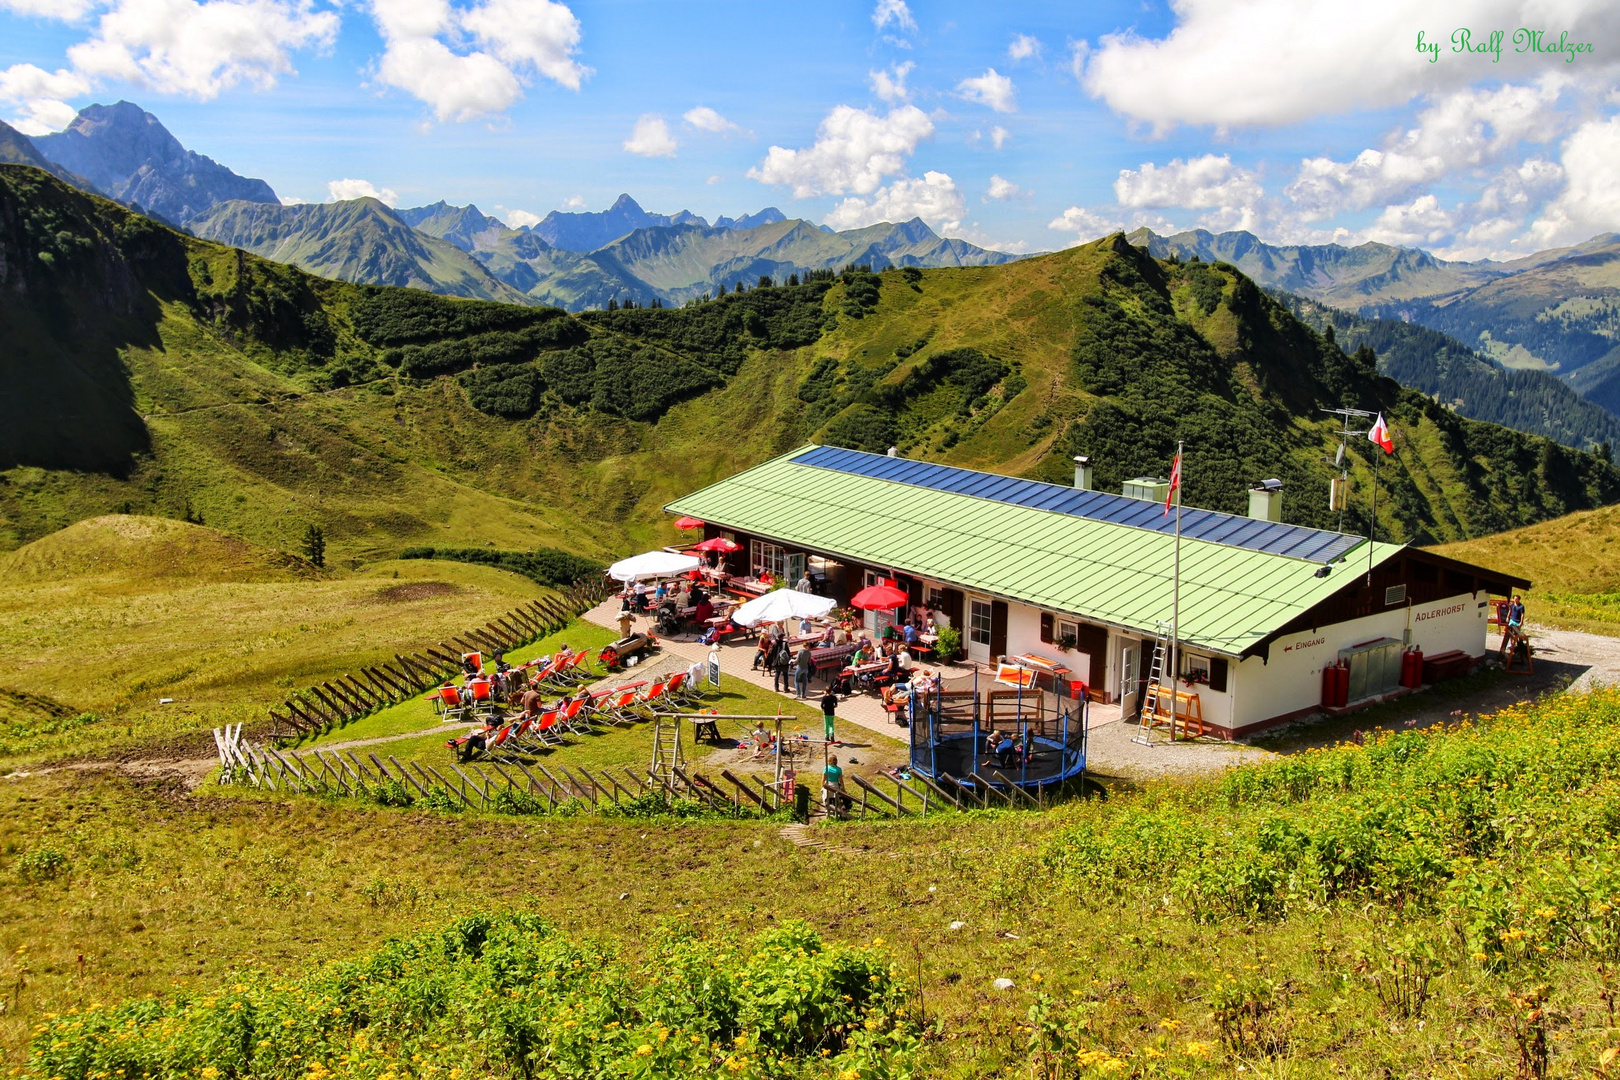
[520,688,543,718]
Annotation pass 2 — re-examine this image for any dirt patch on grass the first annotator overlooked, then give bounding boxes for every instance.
[372,581,462,603]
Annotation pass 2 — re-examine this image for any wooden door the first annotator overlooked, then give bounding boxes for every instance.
[941,588,964,631]
[990,600,1009,663]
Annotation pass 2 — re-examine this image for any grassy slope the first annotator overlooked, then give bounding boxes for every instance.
[0,517,550,764]
[1430,501,1620,633]
[6,690,1620,1077]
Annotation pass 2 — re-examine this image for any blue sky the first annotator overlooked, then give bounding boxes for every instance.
[3,0,1618,257]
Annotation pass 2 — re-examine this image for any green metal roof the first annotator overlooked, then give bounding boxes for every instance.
[666,445,1406,657]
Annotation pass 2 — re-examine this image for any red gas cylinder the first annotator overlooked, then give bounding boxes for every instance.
[1406,648,1424,687]
[1333,662,1351,707]
[1322,664,1336,707]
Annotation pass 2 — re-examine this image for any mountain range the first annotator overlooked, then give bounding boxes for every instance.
[3,162,1616,560]
[1130,227,1620,416]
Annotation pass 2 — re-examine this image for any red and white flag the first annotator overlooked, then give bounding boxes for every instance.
[1163,450,1181,517]
[1368,413,1394,454]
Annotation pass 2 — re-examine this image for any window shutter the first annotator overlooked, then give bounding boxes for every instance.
[1039,613,1054,644]
[1209,658,1229,693]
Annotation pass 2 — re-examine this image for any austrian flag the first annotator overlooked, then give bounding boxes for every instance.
[1368,413,1394,454]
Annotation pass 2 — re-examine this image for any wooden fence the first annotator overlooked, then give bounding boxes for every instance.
[266,577,615,741]
[214,727,1011,820]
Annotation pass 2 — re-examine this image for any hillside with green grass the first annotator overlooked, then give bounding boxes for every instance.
[4,162,1619,565]
[1430,502,1620,634]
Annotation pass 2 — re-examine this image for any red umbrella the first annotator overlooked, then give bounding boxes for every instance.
[692,536,742,553]
[674,516,704,530]
[850,578,908,610]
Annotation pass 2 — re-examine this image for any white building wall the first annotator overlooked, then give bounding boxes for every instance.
[1230,591,1490,731]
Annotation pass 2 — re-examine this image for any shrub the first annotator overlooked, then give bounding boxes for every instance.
[17,847,69,883]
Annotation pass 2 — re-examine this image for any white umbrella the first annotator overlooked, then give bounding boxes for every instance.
[731,588,836,627]
[607,550,701,582]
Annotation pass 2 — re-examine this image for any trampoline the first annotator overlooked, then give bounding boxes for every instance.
[906,667,1087,791]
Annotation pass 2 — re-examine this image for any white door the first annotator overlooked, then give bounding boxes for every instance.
[967,596,993,665]
[1118,641,1140,714]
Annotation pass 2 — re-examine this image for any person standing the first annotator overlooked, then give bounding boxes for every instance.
[773,636,794,693]
[795,643,815,699]
[820,687,839,746]
[822,753,846,818]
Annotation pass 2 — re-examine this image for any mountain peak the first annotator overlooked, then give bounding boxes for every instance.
[32,100,277,224]
[608,193,642,213]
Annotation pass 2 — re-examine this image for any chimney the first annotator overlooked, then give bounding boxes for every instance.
[1123,477,1170,503]
[886,446,898,457]
[1072,455,1092,491]
[1248,478,1284,522]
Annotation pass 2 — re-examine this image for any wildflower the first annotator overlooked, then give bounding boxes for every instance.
[1183,1041,1214,1059]
[635,1045,653,1057]
[734,1033,748,1048]
[1157,1018,1182,1031]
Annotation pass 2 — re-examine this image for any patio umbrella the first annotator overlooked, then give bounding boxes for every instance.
[674,516,705,530]
[731,589,836,627]
[850,578,908,611]
[607,550,702,582]
[691,536,742,553]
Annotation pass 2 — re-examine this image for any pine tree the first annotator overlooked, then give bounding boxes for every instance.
[302,524,326,568]
[607,298,619,311]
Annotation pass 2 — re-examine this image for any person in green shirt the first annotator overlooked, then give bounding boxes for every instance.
[822,753,847,817]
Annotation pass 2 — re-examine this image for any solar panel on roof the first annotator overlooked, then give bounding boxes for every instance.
[789,445,1363,564]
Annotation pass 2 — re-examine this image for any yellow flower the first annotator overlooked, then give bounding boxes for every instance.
[1183,1040,1214,1059]
[1157,1018,1182,1031]
[734,1033,748,1048]
[840,1069,860,1080]
[1473,952,1488,962]
[635,1045,653,1057]
[201,1069,220,1080]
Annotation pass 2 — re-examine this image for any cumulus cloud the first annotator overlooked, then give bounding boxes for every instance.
[957,67,1016,113]
[871,0,914,33]
[1528,115,1620,247]
[824,170,965,232]
[1284,80,1566,219]
[1008,33,1040,62]
[748,104,933,198]
[869,61,913,103]
[985,174,1025,200]
[501,207,541,228]
[683,105,738,133]
[1048,206,1126,239]
[624,113,677,157]
[1115,154,1264,211]
[1081,0,1620,132]
[562,194,585,208]
[66,0,337,98]
[328,177,398,206]
[705,174,721,184]
[989,125,1009,150]
[278,195,307,205]
[370,0,588,123]
[1362,194,1456,247]
[0,63,90,133]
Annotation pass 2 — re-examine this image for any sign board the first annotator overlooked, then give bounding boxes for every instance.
[707,650,721,688]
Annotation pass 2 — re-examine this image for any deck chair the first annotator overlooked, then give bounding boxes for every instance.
[427,683,469,723]
[467,678,497,718]
[673,661,707,707]
[592,687,642,726]
[628,678,670,720]
[650,672,687,715]
[461,651,483,675]
[558,696,594,735]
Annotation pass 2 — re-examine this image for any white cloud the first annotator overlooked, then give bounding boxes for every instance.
[1048,206,1125,239]
[328,178,398,206]
[871,0,914,33]
[370,0,588,123]
[1068,39,1089,83]
[869,61,913,103]
[1008,33,1040,62]
[502,208,541,228]
[957,67,1016,113]
[824,170,965,233]
[278,195,307,205]
[0,0,96,18]
[1528,115,1620,247]
[1081,0,1620,132]
[1284,81,1566,219]
[624,113,677,157]
[705,174,721,185]
[0,62,90,133]
[562,194,585,208]
[683,105,738,133]
[1115,154,1264,211]
[1362,194,1455,247]
[985,174,1025,200]
[989,125,1009,150]
[64,0,337,99]
[748,104,933,197]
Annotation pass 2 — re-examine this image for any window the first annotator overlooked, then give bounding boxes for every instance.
[1184,654,1211,682]
[749,540,786,580]
[925,585,946,611]
[968,599,993,646]
[1209,657,1229,693]
[1057,619,1080,646]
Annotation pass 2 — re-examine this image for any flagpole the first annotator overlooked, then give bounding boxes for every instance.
[1367,448,1380,586]
[1170,440,1183,741]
